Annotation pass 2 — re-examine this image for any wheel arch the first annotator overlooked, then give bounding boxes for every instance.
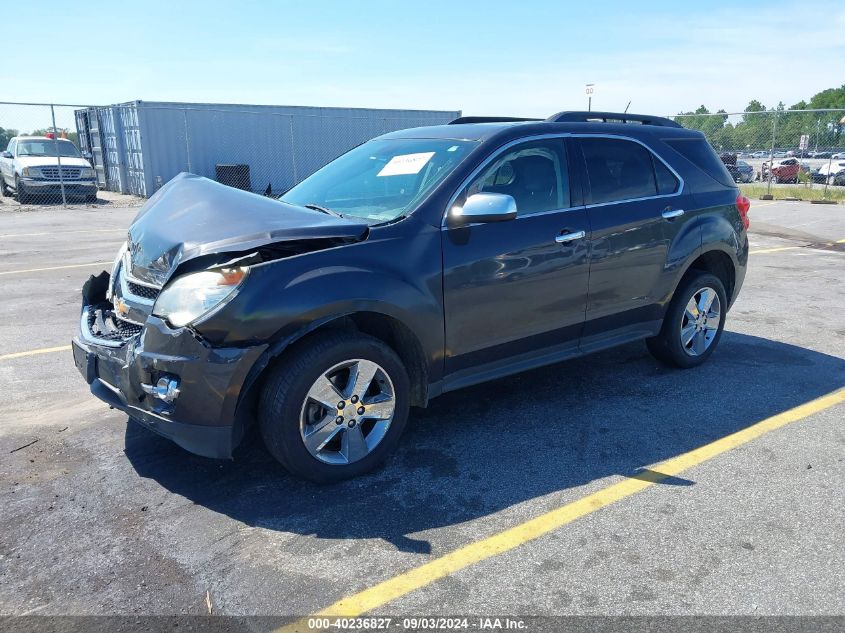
[232,309,431,438]
[676,249,737,305]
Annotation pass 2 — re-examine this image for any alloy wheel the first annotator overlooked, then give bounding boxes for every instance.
[680,287,721,357]
[299,359,396,465]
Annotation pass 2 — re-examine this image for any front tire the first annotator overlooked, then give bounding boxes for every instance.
[646,273,727,369]
[14,177,30,204]
[259,331,410,483]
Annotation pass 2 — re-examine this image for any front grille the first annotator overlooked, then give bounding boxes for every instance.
[86,308,142,343]
[127,279,160,301]
[40,166,82,180]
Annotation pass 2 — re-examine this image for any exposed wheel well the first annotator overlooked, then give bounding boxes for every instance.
[682,250,736,304]
[264,312,429,408]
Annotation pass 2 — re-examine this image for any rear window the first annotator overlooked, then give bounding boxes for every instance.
[665,138,735,187]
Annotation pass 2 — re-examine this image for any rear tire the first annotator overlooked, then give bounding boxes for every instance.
[646,273,727,369]
[258,330,410,483]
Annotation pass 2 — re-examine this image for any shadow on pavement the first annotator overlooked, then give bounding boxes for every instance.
[124,331,845,553]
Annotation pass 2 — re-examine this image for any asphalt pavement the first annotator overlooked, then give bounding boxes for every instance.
[0,199,843,624]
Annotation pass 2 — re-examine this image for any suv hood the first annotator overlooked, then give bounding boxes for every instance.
[127,172,370,285]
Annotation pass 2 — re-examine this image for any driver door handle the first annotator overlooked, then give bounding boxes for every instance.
[662,208,684,219]
[555,230,586,244]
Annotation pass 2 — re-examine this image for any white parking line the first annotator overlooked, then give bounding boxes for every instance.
[0,228,126,239]
[0,261,111,276]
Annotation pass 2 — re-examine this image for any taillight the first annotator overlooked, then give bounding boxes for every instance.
[736,193,750,229]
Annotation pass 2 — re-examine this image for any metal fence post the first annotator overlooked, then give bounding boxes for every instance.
[766,110,778,196]
[50,104,68,207]
[823,154,833,198]
[289,115,298,184]
[183,109,192,173]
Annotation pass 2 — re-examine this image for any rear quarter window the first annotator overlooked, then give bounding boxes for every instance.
[664,138,735,187]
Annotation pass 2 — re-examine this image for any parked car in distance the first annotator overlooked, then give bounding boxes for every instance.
[762,157,800,183]
[720,153,754,183]
[0,136,97,204]
[735,159,755,183]
[832,152,845,160]
[72,110,750,482]
[751,151,769,159]
[719,152,739,182]
[817,160,845,185]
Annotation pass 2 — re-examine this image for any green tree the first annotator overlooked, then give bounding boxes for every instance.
[0,126,18,150]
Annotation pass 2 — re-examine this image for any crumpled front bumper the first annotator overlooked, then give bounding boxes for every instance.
[71,272,268,459]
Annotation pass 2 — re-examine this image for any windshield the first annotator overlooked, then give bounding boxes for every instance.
[17,140,81,158]
[281,138,477,222]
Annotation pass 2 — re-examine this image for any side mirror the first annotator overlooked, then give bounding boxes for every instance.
[449,192,517,225]
[0,151,12,159]
[82,151,93,161]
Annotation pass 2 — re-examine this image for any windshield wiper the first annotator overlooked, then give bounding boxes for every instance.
[303,203,343,218]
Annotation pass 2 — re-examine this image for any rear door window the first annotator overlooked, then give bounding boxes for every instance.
[581,138,658,204]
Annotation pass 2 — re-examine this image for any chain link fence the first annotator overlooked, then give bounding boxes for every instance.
[2,101,843,211]
[671,108,845,199]
[0,101,459,211]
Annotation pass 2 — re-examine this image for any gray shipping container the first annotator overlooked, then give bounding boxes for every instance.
[74,101,461,197]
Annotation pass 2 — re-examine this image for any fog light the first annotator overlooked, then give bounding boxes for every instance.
[141,375,181,403]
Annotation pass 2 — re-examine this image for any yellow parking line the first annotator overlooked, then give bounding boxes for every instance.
[0,228,125,239]
[0,261,111,276]
[0,345,71,361]
[749,246,803,255]
[837,238,845,244]
[277,386,845,631]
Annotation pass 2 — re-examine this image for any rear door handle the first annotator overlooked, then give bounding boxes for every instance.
[662,209,684,219]
[555,230,586,244]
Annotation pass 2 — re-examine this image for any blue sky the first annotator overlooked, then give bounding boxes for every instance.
[4,0,844,124]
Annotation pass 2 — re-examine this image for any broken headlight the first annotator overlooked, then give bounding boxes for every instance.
[153,268,248,328]
[107,241,128,301]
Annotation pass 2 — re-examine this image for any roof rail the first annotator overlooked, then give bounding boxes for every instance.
[448,116,541,125]
[547,111,683,128]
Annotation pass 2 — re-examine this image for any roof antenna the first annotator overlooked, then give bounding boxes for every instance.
[624,101,631,113]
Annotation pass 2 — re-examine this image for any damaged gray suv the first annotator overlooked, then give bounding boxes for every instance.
[73,112,749,482]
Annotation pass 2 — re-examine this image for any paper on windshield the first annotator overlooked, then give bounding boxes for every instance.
[377,152,435,177]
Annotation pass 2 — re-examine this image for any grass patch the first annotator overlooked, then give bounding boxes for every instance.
[739,183,845,202]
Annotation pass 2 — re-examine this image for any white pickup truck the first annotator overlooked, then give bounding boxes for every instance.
[0,136,97,203]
